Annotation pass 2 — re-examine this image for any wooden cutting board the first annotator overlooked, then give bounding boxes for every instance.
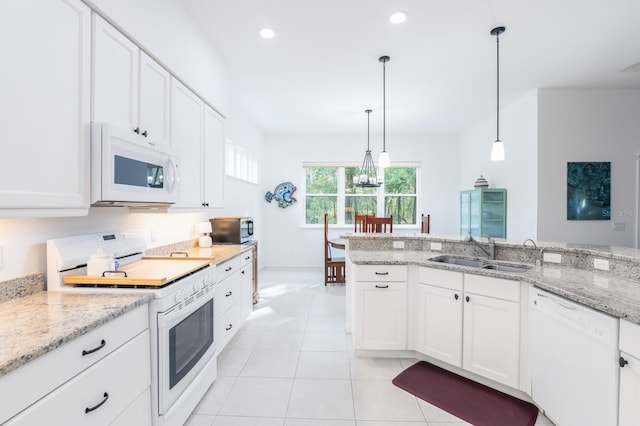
[62,258,212,286]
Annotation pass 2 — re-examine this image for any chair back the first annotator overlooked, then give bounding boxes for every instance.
[421,214,431,234]
[354,214,373,232]
[365,216,393,233]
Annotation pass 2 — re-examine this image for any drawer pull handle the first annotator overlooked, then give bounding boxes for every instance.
[375,284,389,289]
[466,296,470,302]
[374,271,389,275]
[226,324,233,331]
[454,294,459,300]
[82,339,106,356]
[241,270,245,275]
[245,256,251,260]
[85,392,109,413]
[170,251,189,257]
[225,266,232,272]
[620,357,629,368]
[225,291,233,297]
[102,270,127,277]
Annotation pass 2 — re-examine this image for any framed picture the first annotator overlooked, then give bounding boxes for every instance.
[567,162,610,220]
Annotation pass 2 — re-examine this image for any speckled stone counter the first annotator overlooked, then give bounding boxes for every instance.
[347,236,640,325]
[0,291,153,378]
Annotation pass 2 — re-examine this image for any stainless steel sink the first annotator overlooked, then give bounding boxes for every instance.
[482,263,531,273]
[428,255,488,268]
[427,255,531,273]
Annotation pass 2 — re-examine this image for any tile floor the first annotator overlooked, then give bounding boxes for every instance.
[186,268,554,426]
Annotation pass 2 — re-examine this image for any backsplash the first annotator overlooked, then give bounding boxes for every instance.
[0,273,45,304]
[144,239,198,256]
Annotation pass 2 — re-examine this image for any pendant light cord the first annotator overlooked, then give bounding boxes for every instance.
[496,32,500,141]
[382,59,386,152]
[367,109,371,150]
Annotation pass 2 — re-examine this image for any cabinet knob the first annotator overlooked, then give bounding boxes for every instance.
[133,127,140,134]
[620,356,629,368]
[454,294,459,300]
[465,295,470,302]
[142,130,148,137]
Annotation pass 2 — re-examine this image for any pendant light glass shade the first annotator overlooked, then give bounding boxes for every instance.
[378,55,391,168]
[354,109,382,187]
[490,26,506,162]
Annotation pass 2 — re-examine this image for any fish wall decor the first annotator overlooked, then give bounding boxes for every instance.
[265,182,297,208]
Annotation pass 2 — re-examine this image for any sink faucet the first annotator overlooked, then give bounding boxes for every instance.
[522,238,537,249]
[464,233,496,259]
[522,239,542,266]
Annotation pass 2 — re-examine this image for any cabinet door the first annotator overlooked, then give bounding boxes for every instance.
[355,282,407,350]
[620,352,640,426]
[463,292,520,388]
[240,256,253,321]
[416,284,463,367]
[92,14,139,132]
[170,78,204,208]
[139,52,171,149]
[0,0,90,213]
[203,105,225,208]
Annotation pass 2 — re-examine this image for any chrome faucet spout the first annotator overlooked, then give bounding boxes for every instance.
[465,234,495,259]
[523,238,537,249]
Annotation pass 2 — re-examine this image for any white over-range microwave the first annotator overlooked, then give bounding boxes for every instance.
[90,123,180,207]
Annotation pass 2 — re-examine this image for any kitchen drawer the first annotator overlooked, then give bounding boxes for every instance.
[418,267,463,291]
[217,255,242,281]
[215,273,241,318]
[215,301,242,354]
[620,319,640,357]
[464,274,520,302]
[239,250,253,266]
[5,330,150,426]
[110,387,151,426]
[356,265,407,282]
[0,304,149,425]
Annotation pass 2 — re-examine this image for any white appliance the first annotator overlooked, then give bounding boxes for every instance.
[91,123,179,207]
[47,232,216,426]
[530,287,619,426]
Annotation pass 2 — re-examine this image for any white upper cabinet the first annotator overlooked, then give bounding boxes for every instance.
[170,78,225,210]
[92,14,170,149]
[0,0,91,215]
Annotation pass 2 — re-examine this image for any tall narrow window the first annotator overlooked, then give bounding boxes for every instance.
[305,167,338,224]
[384,167,417,224]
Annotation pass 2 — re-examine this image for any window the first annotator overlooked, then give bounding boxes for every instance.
[225,139,258,184]
[304,164,419,225]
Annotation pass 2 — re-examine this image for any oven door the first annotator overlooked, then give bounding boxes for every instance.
[157,291,215,415]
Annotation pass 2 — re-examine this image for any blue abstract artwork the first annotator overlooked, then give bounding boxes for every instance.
[567,162,610,220]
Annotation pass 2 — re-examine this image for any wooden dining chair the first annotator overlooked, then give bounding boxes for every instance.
[365,216,393,233]
[421,214,431,234]
[324,213,346,285]
[354,214,373,232]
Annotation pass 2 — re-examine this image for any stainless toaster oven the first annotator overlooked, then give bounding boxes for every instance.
[210,216,254,244]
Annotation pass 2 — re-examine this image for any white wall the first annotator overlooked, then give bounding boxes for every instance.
[85,0,230,115]
[459,91,539,241]
[537,89,640,247]
[261,133,460,268]
[0,0,250,281]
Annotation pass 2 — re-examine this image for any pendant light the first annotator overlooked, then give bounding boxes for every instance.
[378,55,391,168]
[490,26,505,161]
[354,109,382,187]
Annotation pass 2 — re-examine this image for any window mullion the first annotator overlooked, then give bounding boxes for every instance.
[337,167,345,225]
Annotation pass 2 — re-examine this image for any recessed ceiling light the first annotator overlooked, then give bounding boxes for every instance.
[390,11,407,24]
[259,28,275,39]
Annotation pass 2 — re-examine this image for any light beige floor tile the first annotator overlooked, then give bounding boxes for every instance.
[295,351,350,379]
[218,377,293,417]
[302,331,349,351]
[286,419,355,426]
[417,400,470,424]
[225,329,264,351]
[184,414,215,426]
[286,378,355,420]
[212,416,285,425]
[217,349,252,376]
[349,356,405,380]
[306,312,347,332]
[194,376,238,415]
[240,350,300,378]
[257,330,305,351]
[356,421,428,426]
[352,379,424,421]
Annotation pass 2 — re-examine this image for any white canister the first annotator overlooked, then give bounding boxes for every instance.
[87,249,115,276]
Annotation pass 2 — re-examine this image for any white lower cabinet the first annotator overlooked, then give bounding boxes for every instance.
[4,306,151,426]
[620,319,640,425]
[416,267,521,389]
[354,264,408,350]
[215,252,253,354]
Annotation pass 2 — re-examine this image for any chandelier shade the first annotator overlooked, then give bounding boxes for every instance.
[354,109,382,188]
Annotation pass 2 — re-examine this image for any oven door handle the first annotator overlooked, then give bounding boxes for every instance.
[157,288,215,328]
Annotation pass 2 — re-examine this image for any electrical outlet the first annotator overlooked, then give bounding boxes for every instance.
[543,252,562,263]
[430,242,442,251]
[392,241,405,249]
[150,228,157,242]
[613,222,626,231]
[594,258,610,271]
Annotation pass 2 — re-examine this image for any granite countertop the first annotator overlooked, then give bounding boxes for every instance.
[349,249,640,324]
[0,292,153,378]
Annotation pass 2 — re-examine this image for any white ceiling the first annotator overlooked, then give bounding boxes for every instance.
[182,0,640,134]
